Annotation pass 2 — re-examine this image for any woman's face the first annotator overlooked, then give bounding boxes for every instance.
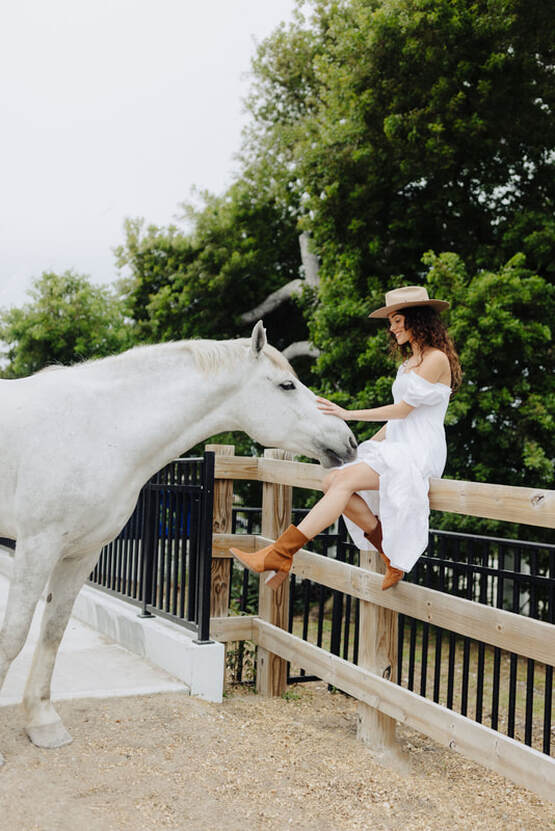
[388,312,411,345]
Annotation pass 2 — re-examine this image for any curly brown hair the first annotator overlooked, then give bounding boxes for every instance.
[388,306,462,392]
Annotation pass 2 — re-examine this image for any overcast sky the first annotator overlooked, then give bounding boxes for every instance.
[0,0,298,311]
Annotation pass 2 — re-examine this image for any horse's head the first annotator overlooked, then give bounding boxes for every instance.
[233,322,357,468]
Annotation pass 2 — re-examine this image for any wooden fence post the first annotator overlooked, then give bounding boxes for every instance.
[207,444,234,620]
[357,549,406,765]
[257,448,292,697]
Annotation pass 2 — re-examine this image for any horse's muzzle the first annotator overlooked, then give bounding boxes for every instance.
[321,436,358,468]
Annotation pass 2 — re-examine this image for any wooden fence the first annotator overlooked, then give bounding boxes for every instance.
[207,445,555,801]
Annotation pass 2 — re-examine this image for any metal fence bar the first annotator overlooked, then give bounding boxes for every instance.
[194,450,214,643]
[139,487,156,618]
[544,665,553,755]
[420,547,432,697]
[89,455,213,643]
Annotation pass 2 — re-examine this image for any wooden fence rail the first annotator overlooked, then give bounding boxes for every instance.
[208,447,555,801]
[212,533,555,666]
[212,454,555,528]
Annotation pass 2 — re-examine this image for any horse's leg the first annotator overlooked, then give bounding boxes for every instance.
[0,539,56,690]
[0,538,58,764]
[22,551,99,749]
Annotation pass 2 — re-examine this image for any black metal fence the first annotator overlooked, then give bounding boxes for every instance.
[227,507,554,757]
[401,529,553,756]
[3,457,552,756]
[88,452,215,643]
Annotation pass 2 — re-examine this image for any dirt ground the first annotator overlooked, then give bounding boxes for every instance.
[0,684,552,831]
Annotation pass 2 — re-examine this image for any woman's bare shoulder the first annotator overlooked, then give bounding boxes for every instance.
[422,349,450,369]
[417,349,451,385]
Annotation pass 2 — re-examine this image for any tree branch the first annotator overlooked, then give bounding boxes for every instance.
[239,279,304,323]
[299,231,320,287]
[240,234,321,351]
[282,341,321,360]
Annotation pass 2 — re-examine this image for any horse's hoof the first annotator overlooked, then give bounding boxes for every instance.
[25,721,73,749]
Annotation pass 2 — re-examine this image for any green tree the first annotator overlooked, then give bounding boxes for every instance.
[0,271,131,378]
[311,250,554,535]
[425,252,553,489]
[425,252,553,539]
[240,8,327,217]
[247,0,554,286]
[115,182,307,354]
[314,249,552,470]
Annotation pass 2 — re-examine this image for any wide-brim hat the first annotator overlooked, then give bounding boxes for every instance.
[368,285,450,318]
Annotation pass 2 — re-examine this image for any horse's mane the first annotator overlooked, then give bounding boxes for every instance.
[182,338,295,375]
[48,338,295,377]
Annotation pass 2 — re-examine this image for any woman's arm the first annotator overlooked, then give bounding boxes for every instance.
[316,351,450,423]
[316,398,414,422]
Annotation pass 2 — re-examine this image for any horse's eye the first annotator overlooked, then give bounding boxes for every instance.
[279,381,296,391]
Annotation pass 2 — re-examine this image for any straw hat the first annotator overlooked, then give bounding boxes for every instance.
[368,285,450,318]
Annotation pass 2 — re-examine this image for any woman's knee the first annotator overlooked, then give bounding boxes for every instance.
[327,464,378,494]
[322,470,339,493]
[325,467,356,493]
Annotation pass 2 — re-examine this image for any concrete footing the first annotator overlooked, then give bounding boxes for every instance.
[0,549,225,704]
[72,587,224,702]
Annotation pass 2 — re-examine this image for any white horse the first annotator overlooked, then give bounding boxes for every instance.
[0,322,356,762]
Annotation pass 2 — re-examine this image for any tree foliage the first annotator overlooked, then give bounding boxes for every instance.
[247,0,554,286]
[311,249,554,498]
[114,0,554,502]
[0,271,131,378]
[115,182,306,353]
[424,252,553,489]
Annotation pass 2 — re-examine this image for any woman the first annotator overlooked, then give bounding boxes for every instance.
[230,286,461,590]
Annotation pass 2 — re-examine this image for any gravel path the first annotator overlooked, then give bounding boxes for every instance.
[0,684,552,831]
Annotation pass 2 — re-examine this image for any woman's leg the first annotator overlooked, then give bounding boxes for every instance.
[317,466,403,591]
[326,489,378,533]
[229,463,386,592]
[323,470,380,533]
[297,464,379,539]
[344,493,379,531]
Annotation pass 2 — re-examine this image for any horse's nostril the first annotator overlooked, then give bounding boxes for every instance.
[349,437,358,450]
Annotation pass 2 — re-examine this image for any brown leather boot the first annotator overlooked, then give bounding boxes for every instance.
[364,520,389,567]
[381,565,404,590]
[364,521,404,590]
[230,525,308,590]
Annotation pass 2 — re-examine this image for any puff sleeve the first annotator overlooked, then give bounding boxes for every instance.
[402,372,450,407]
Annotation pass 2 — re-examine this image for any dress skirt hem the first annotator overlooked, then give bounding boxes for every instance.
[340,438,431,573]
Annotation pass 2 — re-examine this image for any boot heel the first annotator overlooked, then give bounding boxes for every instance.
[265,570,288,590]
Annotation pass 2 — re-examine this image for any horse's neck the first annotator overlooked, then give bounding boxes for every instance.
[83,344,241,478]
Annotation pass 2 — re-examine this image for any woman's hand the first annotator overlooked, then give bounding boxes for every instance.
[316,396,350,420]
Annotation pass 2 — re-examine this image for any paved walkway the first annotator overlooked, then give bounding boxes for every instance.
[0,572,188,706]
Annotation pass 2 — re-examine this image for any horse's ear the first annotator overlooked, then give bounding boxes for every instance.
[250,321,267,358]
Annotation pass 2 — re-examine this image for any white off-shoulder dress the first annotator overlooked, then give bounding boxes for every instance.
[342,364,451,572]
